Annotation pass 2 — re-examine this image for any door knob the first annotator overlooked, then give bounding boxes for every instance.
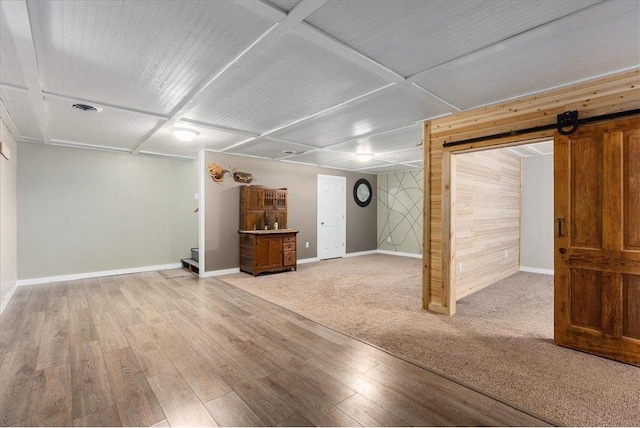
[559,248,567,254]
[321,222,325,226]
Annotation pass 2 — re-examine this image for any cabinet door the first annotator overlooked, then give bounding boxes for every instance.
[263,190,276,209]
[256,236,282,269]
[275,190,287,210]
[248,188,263,210]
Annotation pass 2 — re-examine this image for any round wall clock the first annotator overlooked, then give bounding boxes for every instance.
[354,178,373,207]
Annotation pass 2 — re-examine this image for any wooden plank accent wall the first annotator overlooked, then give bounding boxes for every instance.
[422,68,640,314]
[453,150,521,299]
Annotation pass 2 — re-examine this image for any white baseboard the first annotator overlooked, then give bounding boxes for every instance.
[344,250,378,258]
[0,281,19,314]
[520,266,554,275]
[377,249,422,259]
[16,263,182,286]
[199,267,240,278]
[195,249,422,277]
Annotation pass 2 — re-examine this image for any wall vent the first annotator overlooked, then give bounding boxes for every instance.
[72,103,100,112]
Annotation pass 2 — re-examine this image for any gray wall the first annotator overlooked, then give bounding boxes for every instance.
[203,152,377,272]
[1,121,18,304]
[18,143,198,279]
[521,154,554,272]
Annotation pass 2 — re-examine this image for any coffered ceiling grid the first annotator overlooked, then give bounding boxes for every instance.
[1,0,638,171]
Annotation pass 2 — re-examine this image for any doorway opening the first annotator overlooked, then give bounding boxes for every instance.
[451,141,554,302]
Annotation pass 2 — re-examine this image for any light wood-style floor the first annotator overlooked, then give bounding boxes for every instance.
[0,270,552,427]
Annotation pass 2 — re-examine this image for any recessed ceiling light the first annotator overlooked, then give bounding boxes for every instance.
[356,153,373,162]
[172,127,200,142]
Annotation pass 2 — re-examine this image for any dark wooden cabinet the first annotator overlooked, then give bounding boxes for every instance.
[238,231,298,276]
[239,186,297,276]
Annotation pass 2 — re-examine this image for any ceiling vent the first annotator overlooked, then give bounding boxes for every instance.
[72,103,101,112]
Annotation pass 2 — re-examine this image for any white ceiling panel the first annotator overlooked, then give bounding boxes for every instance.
[375,147,423,164]
[305,0,599,77]
[330,124,423,155]
[334,157,391,171]
[506,141,554,158]
[414,1,640,110]
[0,13,26,87]
[185,31,390,134]
[142,125,251,158]
[269,85,450,147]
[0,87,41,139]
[529,141,553,155]
[263,0,302,13]
[284,149,352,166]
[225,138,314,160]
[45,97,161,150]
[358,163,420,175]
[26,1,275,115]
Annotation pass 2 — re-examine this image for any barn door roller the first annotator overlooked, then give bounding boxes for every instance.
[557,110,579,135]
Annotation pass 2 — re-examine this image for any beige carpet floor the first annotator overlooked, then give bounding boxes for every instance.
[219,254,640,427]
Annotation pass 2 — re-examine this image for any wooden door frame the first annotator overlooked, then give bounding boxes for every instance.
[421,69,639,316]
[444,137,551,315]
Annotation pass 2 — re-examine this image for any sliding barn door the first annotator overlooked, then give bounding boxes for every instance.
[554,117,640,366]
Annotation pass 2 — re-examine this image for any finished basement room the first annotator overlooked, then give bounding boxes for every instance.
[1,1,639,427]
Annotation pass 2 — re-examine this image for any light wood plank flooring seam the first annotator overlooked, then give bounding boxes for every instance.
[1,271,555,427]
[213,276,558,426]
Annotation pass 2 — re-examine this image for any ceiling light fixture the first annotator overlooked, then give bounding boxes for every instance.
[282,149,297,155]
[356,153,373,162]
[172,127,200,142]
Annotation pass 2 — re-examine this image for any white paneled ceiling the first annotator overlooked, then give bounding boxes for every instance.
[1,0,638,173]
[26,1,274,115]
[226,137,315,160]
[185,31,390,134]
[0,15,26,87]
[414,0,640,109]
[45,97,161,151]
[329,125,423,156]
[505,141,554,158]
[141,125,253,158]
[305,0,601,77]
[268,85,449,147]
[0,87,42,140]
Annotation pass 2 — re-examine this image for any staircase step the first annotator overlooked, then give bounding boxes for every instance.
[181,258,199,274]
[191,247,199,262]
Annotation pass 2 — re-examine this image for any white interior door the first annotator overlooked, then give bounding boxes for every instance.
[317,174,346,260]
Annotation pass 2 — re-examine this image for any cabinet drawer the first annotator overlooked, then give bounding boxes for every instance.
[283,236,296,243]
[283,242,295,252]
[283,251,296,266]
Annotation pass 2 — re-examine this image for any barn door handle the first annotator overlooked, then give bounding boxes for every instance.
[557,218,565,237]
